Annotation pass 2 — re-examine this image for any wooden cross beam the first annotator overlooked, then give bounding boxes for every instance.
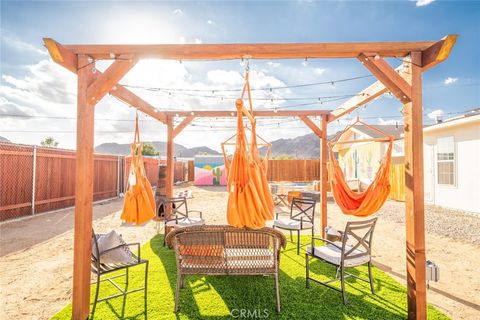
[358,53,412,104]
[172,115,195,138]
[86,57,137,104]
[328,35,457,123]
[43,38,166,124]
[299,115,322,137]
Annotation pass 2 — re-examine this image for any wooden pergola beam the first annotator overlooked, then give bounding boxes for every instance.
[329,35,457,122]
[358,53,412,104]
[44,38,78,73]
[86,57,137,104]
[172,115,195,139]
[328,80,389,122]
[422,35,458,69]
[112,86,167,124]
[62,41,440,60]
[299,115,322,137]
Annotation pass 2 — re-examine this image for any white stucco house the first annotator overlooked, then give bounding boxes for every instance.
[422,111,480,213]
[334,109,480,213]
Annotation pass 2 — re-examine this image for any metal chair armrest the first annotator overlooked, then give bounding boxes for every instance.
[275,210,289,220]
[188,210,203,219]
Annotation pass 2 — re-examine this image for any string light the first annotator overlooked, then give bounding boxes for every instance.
[120,74,373,93]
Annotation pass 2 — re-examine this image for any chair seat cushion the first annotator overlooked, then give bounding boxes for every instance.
[306,244,370,267]
[166,217,205,227]
[273,218,312,230]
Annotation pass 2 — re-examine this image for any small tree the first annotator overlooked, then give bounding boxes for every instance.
[142,143,159,156]
[273,154,295,160]
[40,137,59,148]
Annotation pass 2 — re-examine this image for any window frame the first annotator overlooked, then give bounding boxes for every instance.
[436,136,456,187]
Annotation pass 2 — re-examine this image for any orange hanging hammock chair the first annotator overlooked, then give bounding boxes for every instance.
[328,118,394,217]
[120,113,156,225]
[222,67,274,229]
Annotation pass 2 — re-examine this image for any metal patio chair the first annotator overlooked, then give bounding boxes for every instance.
[161,196,205,246]
[91,230,148,318]
[273,197,316,255]
[305,217,377,304]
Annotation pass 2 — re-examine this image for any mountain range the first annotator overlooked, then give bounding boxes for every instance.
[95,141,221,157]
[95,132,327,159]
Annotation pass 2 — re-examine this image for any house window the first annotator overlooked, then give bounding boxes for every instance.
[437,136,455,185]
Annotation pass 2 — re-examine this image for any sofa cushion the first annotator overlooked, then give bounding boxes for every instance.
[93,231,133,265]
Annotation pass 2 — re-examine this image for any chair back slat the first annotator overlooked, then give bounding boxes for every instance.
[162,196,188,219]
[341,218,377,263]
[290,197,316,224]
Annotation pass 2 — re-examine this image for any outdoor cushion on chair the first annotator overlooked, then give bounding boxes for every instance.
[273,218,313,230]
[166,217,205,227]
[306,243,370,267]
[93,230,133,265]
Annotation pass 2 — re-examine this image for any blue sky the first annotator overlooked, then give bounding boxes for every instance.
[1,0,479,150]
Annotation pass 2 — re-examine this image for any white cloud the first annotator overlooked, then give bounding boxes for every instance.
[415,0,436,7]
[178,36,186,44]
[207,20,215,25]
[194,38,203,44]
[172,9,184,17]
[427,109,444,120]
[1,33,48,56]
[444,77,458,85]
[1,56,326,150]
[378,118,402,125]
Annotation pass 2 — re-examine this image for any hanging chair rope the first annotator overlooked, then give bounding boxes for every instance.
[328,118,394,217]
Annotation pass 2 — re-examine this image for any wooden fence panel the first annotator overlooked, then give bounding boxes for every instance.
[267,159,320,182]
[187,160,194,181]
[0,144,34,220]
[34,148,76,213]
[0,143,120,221]
[174,162,185,182]
[389,164,406,201]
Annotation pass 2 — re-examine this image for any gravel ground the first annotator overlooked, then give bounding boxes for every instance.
[377,200,480,245]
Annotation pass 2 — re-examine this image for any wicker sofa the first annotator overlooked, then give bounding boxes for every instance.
[166,225,287,313]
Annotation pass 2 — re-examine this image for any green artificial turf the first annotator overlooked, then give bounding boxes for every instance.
[52,235,448,319]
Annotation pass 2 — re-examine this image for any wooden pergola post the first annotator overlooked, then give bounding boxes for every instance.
[320,115,328,238]
[72,55,96,319]
[165,115,174,216]
[404,52,427,319]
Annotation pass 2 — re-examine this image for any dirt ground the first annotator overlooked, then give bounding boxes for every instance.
[0,185,479,319]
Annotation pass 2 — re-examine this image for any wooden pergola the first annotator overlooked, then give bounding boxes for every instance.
[43,35,456,320]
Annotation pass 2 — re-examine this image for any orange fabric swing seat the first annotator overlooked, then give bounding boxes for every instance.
[328,121,394,217]
[222,69,274,229]
[121,115,156,225]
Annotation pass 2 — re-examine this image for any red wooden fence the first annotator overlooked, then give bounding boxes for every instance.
[0,143,187,222]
